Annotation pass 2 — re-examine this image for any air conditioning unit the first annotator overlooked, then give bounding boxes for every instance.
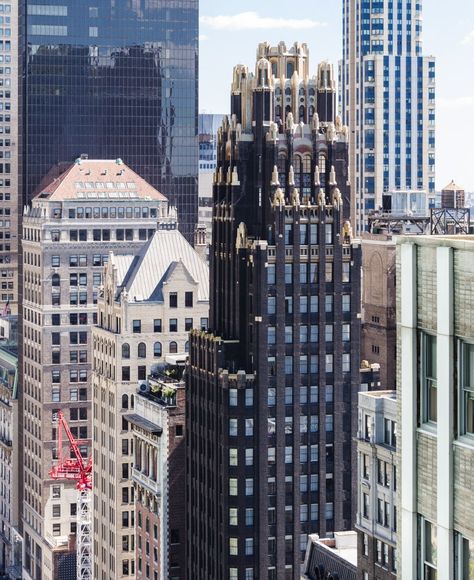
[138,381,150,394]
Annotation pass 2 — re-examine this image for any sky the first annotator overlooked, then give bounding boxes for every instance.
[199,0,474,192]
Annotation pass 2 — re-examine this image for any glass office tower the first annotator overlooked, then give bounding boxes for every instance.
[22,0,198,238]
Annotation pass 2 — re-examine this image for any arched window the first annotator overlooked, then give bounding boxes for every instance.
[285,86,291,96]
[278,152,287,186]
[271,61,277,77]
[299,105,305,122]
[169,341,178,354]
[122,394,129,410]
[185,341,189,353]
[52,274,60,287]
[318,152,327,187]
[299,87,305,96]
[138,342,146,358]
[275,105,282,120]
[309,87,315,96]
[121,343,130,359]
[153,342,162,358]
[309,105,315,118]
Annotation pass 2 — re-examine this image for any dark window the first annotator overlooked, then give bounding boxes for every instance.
[122,343,130,359]
[185,292,193,307]
[169,319,177,332]
[52,351,61,364]
[122,367,131,381]
[169,341,178,354]
[132,320,141,333]
[138,366,146,380]
[153,319,162,332]
[52,314,60,326]
[137,343,146,358]
[153,342,162,357]
[79,230,87,241]
[185,318,193,331]
[169,292,178,308]
[52,333,60,346]
[52,273,60,287]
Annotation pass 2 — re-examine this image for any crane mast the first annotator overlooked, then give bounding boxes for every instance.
[49,410,93,580]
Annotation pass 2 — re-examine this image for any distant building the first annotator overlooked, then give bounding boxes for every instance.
[356,390,397,579]
[21,0,199,240]
[198,114,225,248]
[21,158,168,580]
[303,532,357,579]
[127,367,186,580]
[441,180,465,209]
[187,42,362,580]
[361,234,396,390]
[92,226,208,579]
[341,0,436,233]
[0,316,21,579]
[397,235,474,578]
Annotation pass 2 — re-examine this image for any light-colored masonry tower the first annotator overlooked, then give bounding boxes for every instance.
[397,235,474,579]
[340,0,435,234]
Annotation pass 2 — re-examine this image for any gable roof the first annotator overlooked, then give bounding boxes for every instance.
[112,228,209,303]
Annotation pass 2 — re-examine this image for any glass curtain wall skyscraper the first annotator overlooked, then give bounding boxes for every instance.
[21,0,198,239]
[340,0,435,234]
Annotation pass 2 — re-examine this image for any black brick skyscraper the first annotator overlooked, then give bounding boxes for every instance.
[187,42,361,580]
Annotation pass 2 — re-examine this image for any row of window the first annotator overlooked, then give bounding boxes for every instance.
[130,317,208,334]
[66,206,158,220]
[267,323,350,344]
[267,262,351,284]
[267,293,351,314]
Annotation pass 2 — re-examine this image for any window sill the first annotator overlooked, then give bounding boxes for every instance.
[454,436,474,451]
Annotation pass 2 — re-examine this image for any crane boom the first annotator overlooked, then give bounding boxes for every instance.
[49,410,93,580]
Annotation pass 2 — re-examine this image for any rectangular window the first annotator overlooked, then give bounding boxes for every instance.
[421,333,437,424]
[169,319,178,332]
[153,319,162,332]
[132,320,141,333]
[169,292,178,308]
[455,532,474,579]
[460,341,474,436]
[185,292,193,307]
[284,264,293,284]
[185,317,193,331]
[418,518,437,578]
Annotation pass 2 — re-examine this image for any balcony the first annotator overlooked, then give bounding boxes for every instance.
[132,467,161,497]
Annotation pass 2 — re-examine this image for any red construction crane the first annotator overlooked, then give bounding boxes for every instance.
[49,410,92,580]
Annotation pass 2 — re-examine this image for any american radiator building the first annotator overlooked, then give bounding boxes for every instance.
[187,42,362,580]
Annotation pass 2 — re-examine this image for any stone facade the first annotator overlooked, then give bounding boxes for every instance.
[128,377,186,580]
[92,225,208,579]
[0,325,21,578]
[361,234,396,390]
[356,391,397,579]
[397,235,474,579]
[21,158,168,580]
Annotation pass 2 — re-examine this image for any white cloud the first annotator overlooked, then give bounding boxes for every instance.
[438,96,474,110]
[200,11,326,31]
[199,34,209,42]
[461,29,474,45]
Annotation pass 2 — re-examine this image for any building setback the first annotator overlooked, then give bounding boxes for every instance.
[127,369,186,580]
[397,235,474,578]
[21,158,168,580]
[187,42,362,580]
[340,0,435,233]
[92,225,208,579]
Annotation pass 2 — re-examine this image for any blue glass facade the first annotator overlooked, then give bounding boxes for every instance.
[22,0,198,238]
